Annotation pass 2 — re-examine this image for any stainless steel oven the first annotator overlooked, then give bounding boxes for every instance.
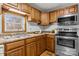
[56,28,78,56]
[57,37,75,48]
[57,14,78,25]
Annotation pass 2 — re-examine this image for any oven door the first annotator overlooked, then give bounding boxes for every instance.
[57,37,75,48]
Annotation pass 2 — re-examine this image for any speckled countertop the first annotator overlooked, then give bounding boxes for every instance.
[0,33,55,45]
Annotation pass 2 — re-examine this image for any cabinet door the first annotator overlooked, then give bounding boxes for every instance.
[28,5,32,13]
[56,10,60,17]
[46,37,55,52]
[36,40,41,56]
[31,8,35,20]
[34,9,38,22]
[69,5,78,14]
[18,3,22,11]
[59,9,64,16]
[36,11,41,23]
[26,42,36,56]
[41,37,46,53]
[0,4,2,14]
[36,36,46,56]
[6,46,25,56]
[41,13,49,25]
[21,4,29,13]
[64,8,69,15]
[49,12,53,23]
[34,9,41,23]
[49,11,57,23]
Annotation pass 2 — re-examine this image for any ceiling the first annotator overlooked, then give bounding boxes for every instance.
[28,3,76,12]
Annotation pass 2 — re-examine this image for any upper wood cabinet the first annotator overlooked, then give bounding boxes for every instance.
[18,3,31,14]
[0,4,2,14]
[31,7,35,21]
[41,12,49,25]
[49,11,57,23]
[59,9,64,16]
[64,8,69,15]
[21,4,29,13]
[27,5,32,14]
[69,4,78,14]
[34,9,41,23]
[30,7,41,23]
[4,3,18,8]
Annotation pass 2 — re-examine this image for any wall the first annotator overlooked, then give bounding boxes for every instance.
[26,21,57,32]
[26,22,45,32]
[43,23,57,31]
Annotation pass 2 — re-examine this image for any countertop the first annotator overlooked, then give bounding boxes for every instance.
[0,33,55,45]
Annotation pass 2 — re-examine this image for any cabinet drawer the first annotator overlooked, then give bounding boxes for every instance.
[25,38,36,44]
[6,46,25,56]
[47,35,55,38]
[5,40,24,51]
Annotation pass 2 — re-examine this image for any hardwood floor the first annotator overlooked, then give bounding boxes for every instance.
[40,50,55,56]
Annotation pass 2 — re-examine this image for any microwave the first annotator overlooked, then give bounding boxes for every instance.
[57,14,78,25]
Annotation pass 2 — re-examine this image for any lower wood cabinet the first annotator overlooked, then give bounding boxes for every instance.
[36,40,41,56]
[36,36,46,56]
[4,34,55,56]
[5,46,25,56]
[46,36,55,52]
[40,37,46,53]
[25,42,36,56]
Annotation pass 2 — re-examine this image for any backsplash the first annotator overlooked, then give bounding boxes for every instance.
[27,22,44,32]
[43,23,57,31]
[27,21,57,32]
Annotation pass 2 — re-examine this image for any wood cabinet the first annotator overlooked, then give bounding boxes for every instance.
[59,9,64,16]
[34,9,41,23]
[41,13,49,25]
[25,38,36,44]
[64,8,69,15]
[0,4,2,14]
[27,5,32,14]
[5,40,25,51]
[40,36,46,53]
[4,40,25,56]
[25,42,36,56]
[36,40,41,55]
[18,3,31,14]
[31,7,35,21]
[46,35,55,52]
[17,3,22,11]
[49,11,57,23]
[69,5,78,14]
[21,4,29,13]
[36,35,46,56]
[4,34,55,56]
[4,3,18,8]
[30,7,41,23]
[6,46,25,56]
